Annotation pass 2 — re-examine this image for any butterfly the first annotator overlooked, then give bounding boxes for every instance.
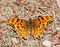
[7,15,53,39]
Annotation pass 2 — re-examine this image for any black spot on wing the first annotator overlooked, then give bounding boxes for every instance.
[22,26,25,29]
[12,20,14,22]
[12,29,16,33]
[38,16,41,17]
[17,26,19,28]
[38,18,40,21]
[16,19,20,22]
[22,37,27,40]
[39,22,41,24]
[38,16,44,20]
[21,20,22,22]
[41,17,44,20]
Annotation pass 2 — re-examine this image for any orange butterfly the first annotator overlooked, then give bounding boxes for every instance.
[7,16,53,39]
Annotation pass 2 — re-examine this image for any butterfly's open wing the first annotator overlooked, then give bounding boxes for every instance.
[33,17,44,39]
[7,18,29,39]
[33,16,53,39]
